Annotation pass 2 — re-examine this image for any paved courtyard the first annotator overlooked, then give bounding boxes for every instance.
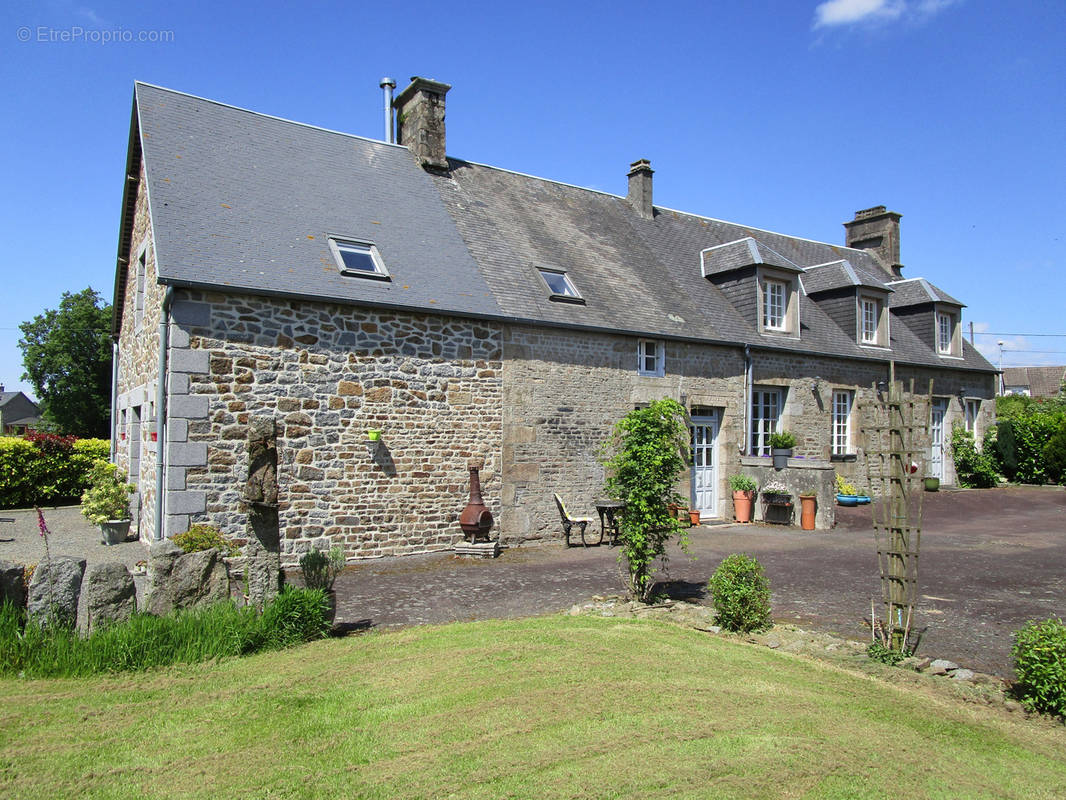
[3,486,1063,677]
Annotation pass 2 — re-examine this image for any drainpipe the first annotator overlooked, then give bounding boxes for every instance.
[743,345,752,456]
[109,339,119,461]
[153,287,175,541]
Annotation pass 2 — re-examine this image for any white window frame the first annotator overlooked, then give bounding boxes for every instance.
[537,268,584,303]
[637,339,665,377]
[750,388,783,456]
[328,237,390,280]
[832,390,854,456]
[965,399,980,434]
[763,279,786,331]
[935,308,960,356]
[936,311,951,353]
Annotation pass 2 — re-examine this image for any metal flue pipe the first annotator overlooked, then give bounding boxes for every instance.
[379,77,396,143]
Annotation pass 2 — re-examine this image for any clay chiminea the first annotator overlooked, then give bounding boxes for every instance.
[459,464,494,542]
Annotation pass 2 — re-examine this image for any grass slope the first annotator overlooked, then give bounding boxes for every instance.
[1,615,1063,799]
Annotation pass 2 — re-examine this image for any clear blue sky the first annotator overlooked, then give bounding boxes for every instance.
[2,0,1064,399]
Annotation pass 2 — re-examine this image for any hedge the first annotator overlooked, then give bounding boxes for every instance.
[0,435,110,509]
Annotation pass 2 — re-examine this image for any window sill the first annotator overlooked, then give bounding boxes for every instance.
[830,453,857,462]
[548,294,586,305]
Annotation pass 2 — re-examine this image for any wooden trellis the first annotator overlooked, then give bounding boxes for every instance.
[859,366,932,652]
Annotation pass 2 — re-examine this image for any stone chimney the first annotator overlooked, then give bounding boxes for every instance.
[843,206,903,278]
[627,159,654,220]
[393,76,451,170]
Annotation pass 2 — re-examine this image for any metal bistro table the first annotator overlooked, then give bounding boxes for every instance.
[594,500,624,546]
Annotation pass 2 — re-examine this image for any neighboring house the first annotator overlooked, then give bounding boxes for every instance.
[0,386,41,435]
[1001,366,1066,398]
[111,78,997,558]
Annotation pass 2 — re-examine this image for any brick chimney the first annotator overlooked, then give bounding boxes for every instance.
[843,206,903,278]
[393,76,451,170]
[627,159,654,219]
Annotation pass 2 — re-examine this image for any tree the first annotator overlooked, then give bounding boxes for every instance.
[601,398,690,602]
[18,288,113,437]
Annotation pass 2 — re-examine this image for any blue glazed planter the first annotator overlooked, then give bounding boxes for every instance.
[836,494,871,506]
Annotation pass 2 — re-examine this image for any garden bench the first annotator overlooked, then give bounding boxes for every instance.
[553,494,598,547]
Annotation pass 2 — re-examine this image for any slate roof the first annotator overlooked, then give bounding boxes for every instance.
[701,238,803,276]
[801,259,893,295]
[887,277,963,308]
[1002,366,1066,397]
[121,83,995,375]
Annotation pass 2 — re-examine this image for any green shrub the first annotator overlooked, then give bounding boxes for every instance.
[79,459,133,524]
[1042,419,1066,485]
[867,642,909,665]
[950,426,998,488]
[299,546,345,591]
[988,420,1018,481]
[173,523,239,556]
[708,554,772,633]
[992,397,1066,484]
[0,436,110,509]
[1011,618,1066,717]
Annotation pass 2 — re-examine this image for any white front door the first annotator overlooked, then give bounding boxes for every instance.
[930,399,947,480]
[691,411,720,517]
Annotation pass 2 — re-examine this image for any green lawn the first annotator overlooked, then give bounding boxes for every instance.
[1,615,1063,799]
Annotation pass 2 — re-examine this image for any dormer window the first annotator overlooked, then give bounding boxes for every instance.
[936,309,960,356]
[329,238,390,280]
[538,268,584,304]
[757,269,799,336]
[763,279,786,330]
[638,339,664,377]
[858,294,889,347]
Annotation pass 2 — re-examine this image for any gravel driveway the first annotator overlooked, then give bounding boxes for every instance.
[4,487,1064,677]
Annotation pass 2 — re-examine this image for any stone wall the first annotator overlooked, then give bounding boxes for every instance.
[114,163,165,539]
[170,292,503,562]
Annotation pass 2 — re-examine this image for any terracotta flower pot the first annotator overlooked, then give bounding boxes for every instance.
[732,490,754,523]
[689,510,701,526]
[799,495,816,530]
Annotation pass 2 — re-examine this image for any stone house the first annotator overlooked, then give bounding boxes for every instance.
[111,78,997,560]
[1001,366,1066,398]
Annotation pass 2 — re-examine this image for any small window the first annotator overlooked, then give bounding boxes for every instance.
[832,390,854,455]
[763,279,786,330]
[965,399,980,434]
[638,339,664,377]
[329,238,389,280]
[860,298,880,344]
[538,269,584,303]
[936,310,960,356]
[751,388,783,456]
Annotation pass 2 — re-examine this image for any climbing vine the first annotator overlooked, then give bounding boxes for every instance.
[601,398,690,602]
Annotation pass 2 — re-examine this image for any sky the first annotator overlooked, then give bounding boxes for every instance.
[2,0,1064,399]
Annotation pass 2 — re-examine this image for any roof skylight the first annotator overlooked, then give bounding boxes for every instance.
[538,268,583,303]
[329,238,389,280]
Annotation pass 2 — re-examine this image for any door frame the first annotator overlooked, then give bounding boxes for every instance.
[690,409,720,518]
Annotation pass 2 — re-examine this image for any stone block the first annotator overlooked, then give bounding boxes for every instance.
[168,373,190,396]
[0,560,26,608]
[167,466,187,491]
[170,300,211,328]
[146,544,229,616]
[168,490,207,515]
[27,556,86,629]
[170,349,211,375]
[507,462,540,483]
[169,418,188,442]
[85,562,137,630]
[165,514,191,537]
[170,395,209,419]
[168,442,208,467]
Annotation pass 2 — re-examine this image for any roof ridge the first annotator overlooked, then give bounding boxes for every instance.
[134,81,410,152]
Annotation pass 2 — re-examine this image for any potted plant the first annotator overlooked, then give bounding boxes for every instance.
[729,474,757,523]
[299,545,346,627]
[835,473,871,505]
[80,459,135,545]
[768,431,797,469]
[923,476,940,492]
